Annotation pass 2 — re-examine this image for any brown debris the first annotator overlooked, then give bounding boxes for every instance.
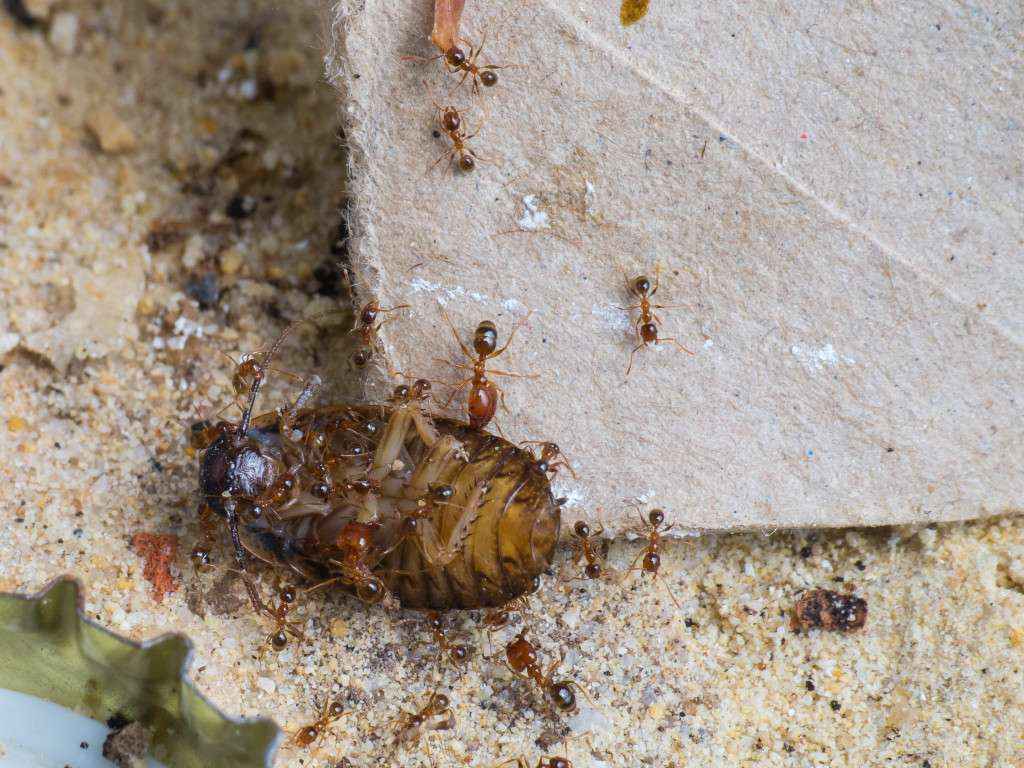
[102,720,150,768]
[792,588,867,632]
[131,532,179,603]
[430,0,465,54]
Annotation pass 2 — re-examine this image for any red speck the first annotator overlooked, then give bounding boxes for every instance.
[799,132,809,141]
[131,532,179,603]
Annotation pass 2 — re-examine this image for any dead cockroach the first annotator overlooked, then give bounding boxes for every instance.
[619,265,694,375]
[501,629,584,714]
[194,323,560,611]
[424,610,472,666]
[568,521,607,580]
[439,309,536,430]
[350,299,409,368]
[389,690,455,750]
[432,104,480,173]
[293,698,349,748]
[622,506,681,608]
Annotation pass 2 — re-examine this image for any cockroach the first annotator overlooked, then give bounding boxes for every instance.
[194,323,560,611]
[619,265,694,375]
[432,104,479,173]
[293,699,348,748]
[622,507,681,608]
[439,309,536,430]
[568,521,607,580]
[501,629,585,714]
[350,299,409,368]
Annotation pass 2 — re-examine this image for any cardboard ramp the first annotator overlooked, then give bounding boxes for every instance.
[325,0,1023,532]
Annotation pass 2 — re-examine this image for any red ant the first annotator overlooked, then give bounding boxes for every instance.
[389,690,456,750]
[307,521,390,605]
[568,521,607,580]
[439,309,536,430]
[258,583,304,651]
[521,441,576,480]
[424,611,472,667]
[432,104,479,173]
[292,698,348,747]
[623,506,681,609]
[441,36,505,93]
[501,629,585,714]
[351,299,409,368]
[619,265,694,375]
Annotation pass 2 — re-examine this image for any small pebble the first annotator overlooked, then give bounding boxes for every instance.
[23,0,57,21]
[218,247,244,276]
[48,11,78,55]
[256,676,276,694]
[85,107,138,154]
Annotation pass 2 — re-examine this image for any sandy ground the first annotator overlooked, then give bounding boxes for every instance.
[1,2,1023,767]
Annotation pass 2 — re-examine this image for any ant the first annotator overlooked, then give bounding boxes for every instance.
[424,611,472,667]
[501,629,584,714]
[441,37,504,94]
[258,583,304,651]
[568,520,607,580]
[439,309,536,430]
[432,104,479,173]
[619,265,694,375]
[521,441,576,480]
[623,507,681,609]
[389,691,456,750]
[351,299,409,368]
[293,698,349,748]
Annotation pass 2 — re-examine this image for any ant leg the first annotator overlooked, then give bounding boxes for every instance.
[490,310,533,358]
[486,368,540,380]
[658,337,695,355]
[651,263,661,297]
[441,377,472,408]
[439,307,476,360]
[657,573,683,610]
[625,343,645,376]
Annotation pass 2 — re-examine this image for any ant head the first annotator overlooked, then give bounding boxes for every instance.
[427,611,444,630]
[584,562,602,579]
[328,701,345,718]
[445,46,466,66]
[359,300,380,325]
[573,520,590,538]
[430,692,451,710]
[280,585,296,604]
[480,69,498,87]
[473,321,499,356]
[391,383,411,402]
[352,348,371,367]
[545,759,572,768]
[648,508,665,526]
[633,275,652,296]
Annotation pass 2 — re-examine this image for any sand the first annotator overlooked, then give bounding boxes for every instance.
[1,2,1022,766]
